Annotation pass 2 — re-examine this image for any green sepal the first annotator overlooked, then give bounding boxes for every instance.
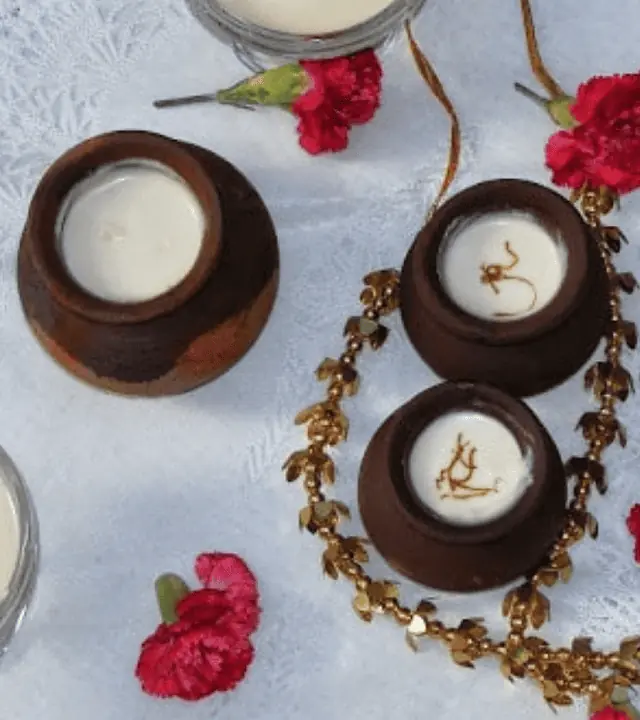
[155,573,191,625]
[612,688,640,720]
[514,83,577,128]
[216,63,309,108]
[547,95,577,129]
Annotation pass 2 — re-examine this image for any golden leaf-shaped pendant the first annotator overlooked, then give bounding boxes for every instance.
[458,618,487,640]
[620,635,640,660]
[415,599,437,618]
[502,588,519,617]
[602,226,628,253]
[295,402,327,425]
[571,636,593,654]
[617,272,638,294]
[353,591,373,622]
[367,580,398,606]
[586,512,599,539]
[343,316,389,350]
[407,614,428,637]
[321,554,339,580]
[619,319,638,349]
[537,568,558,587]
[528,590,550,629]
[565,456,607,493]
[315,357,340,380]
[341,536,369,563]
[282,449,310,482]
[451,650,474,669]
[551,552,573,583]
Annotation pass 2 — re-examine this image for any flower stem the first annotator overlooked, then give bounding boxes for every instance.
[153,94,256,111]
[155,574,190,625]
[514,82,549,109]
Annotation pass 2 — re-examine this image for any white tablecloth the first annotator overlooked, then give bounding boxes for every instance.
[2,1,640,718]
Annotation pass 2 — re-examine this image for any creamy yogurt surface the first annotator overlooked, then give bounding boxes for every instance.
[0,483,19,600]
[439,212,567,322]
[408,411,533,526]
[57,161,205,305]
[216,0,395,34]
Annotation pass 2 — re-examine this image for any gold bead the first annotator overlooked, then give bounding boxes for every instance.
[383,597,398,613]
[606,652,621,667]
[343,562,360,578]
[510,617,526,632]
[355,575,371,590]
[427,621,445,637]
[304,476,320,491]
[590,653,605,669]
[348,339,363,353]
[392,605,413,625]
[364,308,379,320]
[328,382,344,397]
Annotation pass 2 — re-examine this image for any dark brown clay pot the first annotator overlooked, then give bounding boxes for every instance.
[18,131,279,396]
[358,382,567,592]
[400,179,609,397]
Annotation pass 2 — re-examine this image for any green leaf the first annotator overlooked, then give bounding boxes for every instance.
[155,573,191,624]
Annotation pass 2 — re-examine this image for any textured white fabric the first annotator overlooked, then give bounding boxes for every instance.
[1,1,640,718]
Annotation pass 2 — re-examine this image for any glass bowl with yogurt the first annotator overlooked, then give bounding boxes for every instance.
[0,446,39,658]
[186,0,427,68]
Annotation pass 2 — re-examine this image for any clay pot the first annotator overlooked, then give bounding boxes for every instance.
[400,179,609,397]
[18,131,279,396]
[358,381,567,592]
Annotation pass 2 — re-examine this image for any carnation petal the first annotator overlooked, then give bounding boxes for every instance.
[195,553,260,606]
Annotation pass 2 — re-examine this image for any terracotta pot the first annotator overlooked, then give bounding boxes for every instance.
[400,179,609,397]
[18,131,279,396]
[358,382,567,592]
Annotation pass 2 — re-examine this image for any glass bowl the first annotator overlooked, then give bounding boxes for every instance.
[186,0,428,70]
[0,445,39,659]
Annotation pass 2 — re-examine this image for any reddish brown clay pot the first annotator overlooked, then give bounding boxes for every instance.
[358,382,567,592]
[18,131,279,396]
[400,179,609,397]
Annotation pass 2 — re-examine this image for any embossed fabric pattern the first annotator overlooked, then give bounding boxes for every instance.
[1,1,640,719]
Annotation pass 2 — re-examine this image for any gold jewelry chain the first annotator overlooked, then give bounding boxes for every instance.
[285,2,640,711]
[284,188,637,712]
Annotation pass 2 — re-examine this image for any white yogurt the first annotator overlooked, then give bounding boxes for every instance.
[408,411,533,526]
[439,212,567,322]
[57,161,205,304]
[216,0,395,34]
[0,483,19,600]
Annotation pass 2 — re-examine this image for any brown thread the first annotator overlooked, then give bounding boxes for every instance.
[480,241,538,318]
[436,433,501,500]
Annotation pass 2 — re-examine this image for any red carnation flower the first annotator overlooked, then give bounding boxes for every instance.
[627,504,640,563]
[135,553,260,702]
[545,73,640,194]
[627,504,640,537]
[293,50,383,154]
[591,708,632,720]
